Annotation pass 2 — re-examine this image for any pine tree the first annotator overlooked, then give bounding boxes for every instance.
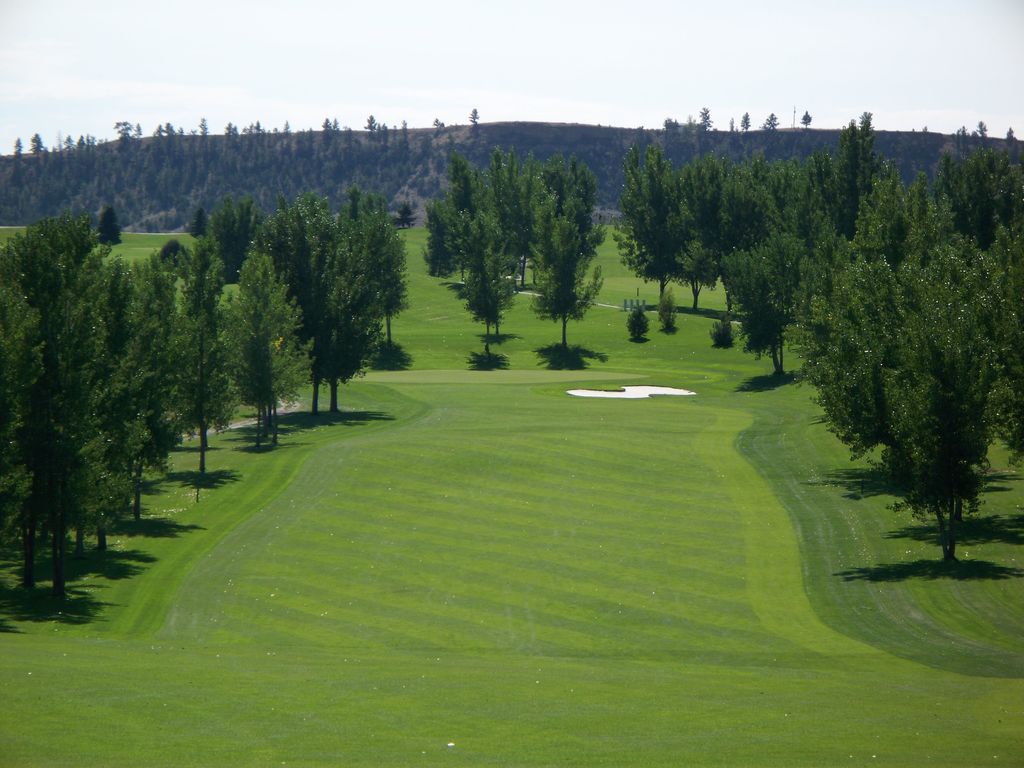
[97,204,122,245]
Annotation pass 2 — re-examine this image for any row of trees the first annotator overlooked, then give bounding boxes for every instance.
[618,114,1024,560]
[0,190,408,595]
[424,150,604,351]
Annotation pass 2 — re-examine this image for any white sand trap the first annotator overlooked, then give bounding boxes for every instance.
[567,386,696,399]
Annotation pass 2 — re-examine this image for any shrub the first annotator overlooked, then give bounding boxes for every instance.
[658,288,676,332]
[627,305,649,340]
[710,314,734,348]
[159,238,187,267]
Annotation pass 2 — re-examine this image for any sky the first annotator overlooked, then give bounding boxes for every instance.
[1,0,1022,153]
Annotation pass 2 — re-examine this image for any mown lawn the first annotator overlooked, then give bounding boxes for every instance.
[1,228,1021,766]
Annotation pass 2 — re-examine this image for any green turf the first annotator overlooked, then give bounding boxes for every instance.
[0,228,190,264]
[1,228,1021,766]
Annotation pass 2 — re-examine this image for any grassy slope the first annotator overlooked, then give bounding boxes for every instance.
[1,229,1021,766]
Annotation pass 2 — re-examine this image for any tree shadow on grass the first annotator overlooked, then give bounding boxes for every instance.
[67,548,157,582]
[467,351,509,370]
[0,584,108,631]
[677,305,723,321]
[736,371,797,392]
[836,558,1024,582]
[884,513,1024,548]
[111,516,204,539]
[811,465,900,500]
[442,281,466,300]
[164,468,240,494]
[535,343,608,370]
[479,332,520,346]
[226,410,395,452]
[370,342,413,371]
[628,336,650,344]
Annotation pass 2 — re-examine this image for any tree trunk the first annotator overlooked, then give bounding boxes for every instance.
[51,514,66,598]
[272,402,279,446]
[97,527,107,552]
[691,280,700,310]
[939,501,958,561]
[199,420,208,473]
[561,317,568,348]
[659,278,667,299]
[484,320,491,355]
[329,380,339,413]
[22,518,36,589]
[311,376,320,415]
[385,314,392,346]
[520,254,527,288]
[771,343,784,376]
[255,404,262,449]
[132,459,143,521]
[74,527,85,559]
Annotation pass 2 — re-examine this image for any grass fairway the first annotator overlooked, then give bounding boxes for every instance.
[1,229,1022,766]
[0,228,190,263]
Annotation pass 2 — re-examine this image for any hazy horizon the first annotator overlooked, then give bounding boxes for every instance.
[2,0,1022,153]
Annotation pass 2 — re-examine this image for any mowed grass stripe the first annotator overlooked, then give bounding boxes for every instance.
[176,380,800,665]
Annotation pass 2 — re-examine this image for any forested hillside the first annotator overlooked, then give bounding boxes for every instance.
[1,120,1017,230]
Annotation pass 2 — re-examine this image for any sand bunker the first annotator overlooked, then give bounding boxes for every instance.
[567,386,696,399]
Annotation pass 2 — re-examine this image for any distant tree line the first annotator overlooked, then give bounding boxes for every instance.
[0,189,407,596]
[2,120,1017,230]
[615,113,1024,562]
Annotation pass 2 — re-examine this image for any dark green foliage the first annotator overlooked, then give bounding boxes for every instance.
[189,206,208,237]
[226,252,310,446]
[657,288,676,332]
[626,305,649,341]
[460,212,514,354]
[0,123,1008,230]
[0,283,39,548]
[208,196,262,283]
[255,193,337,413]
[97,204,121,244]
[709,315,734,347]
[159,238,187,267]
[394,200,415,228]
[617,145,686,297]
[762,113,779,131]
[175,237,236,472]
[124,255,180,518]
[488,149,541,288]
[0,214,103,594]
[423,199,455,277]
[725,232,805,375]
[532,156,605,347]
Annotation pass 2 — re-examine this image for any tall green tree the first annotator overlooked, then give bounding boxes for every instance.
[617,145,687,298]
[97,204,122,245]
[488,149,541,288]
[0,284,39,558]
[227,252,310,446]
[803,244,999,560]
[835,112,880,240]
[176,237,235,473]
[461,212,513,354]
[724,232,804,375]
[125,255,181,519]
[208,195,263,282]
[257,193,338,414]
[532,154,605,346]
[0,214,102,594]
[189,206,208,237]
[354,200,408,347]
